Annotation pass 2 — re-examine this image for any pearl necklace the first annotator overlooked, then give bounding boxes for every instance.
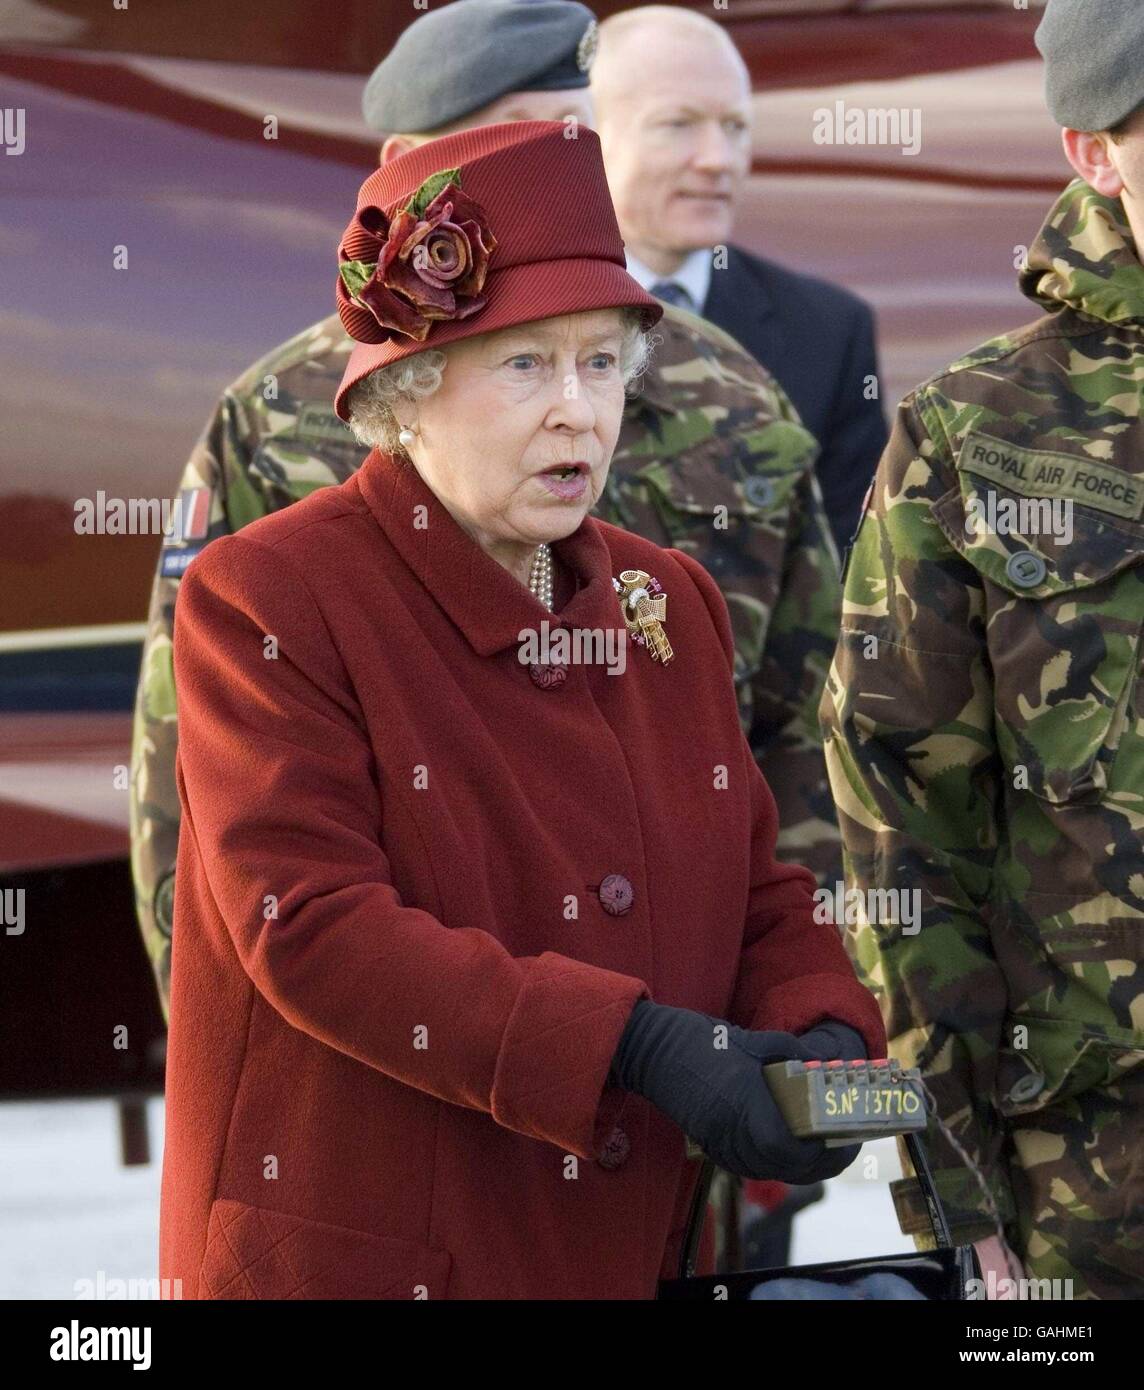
[528,542,553,611]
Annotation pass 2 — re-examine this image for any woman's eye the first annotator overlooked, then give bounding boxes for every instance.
[588,353,618,370]
[508,355,539,371]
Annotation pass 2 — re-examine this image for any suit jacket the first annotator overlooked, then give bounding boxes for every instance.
[704,245,888,553]
[159,447,885,1300]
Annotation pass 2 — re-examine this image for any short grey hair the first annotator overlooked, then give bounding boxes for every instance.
[344,306,656,455]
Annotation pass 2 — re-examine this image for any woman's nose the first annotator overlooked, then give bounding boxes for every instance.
[545,369,597,430]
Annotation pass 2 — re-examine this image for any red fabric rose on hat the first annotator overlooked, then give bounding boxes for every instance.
[338,167,497,343]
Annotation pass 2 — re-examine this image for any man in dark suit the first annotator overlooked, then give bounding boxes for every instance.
[593,5,888,554]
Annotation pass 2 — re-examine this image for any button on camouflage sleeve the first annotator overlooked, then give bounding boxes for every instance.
[819,398,1016,1245]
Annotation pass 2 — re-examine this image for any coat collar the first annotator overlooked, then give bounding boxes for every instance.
[1020,178,1144,324]
[355,448,625,656]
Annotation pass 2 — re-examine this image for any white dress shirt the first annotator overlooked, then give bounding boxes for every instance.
[624,246,713,313]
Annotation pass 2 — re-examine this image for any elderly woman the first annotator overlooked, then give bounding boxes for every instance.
[159,121,885,1301]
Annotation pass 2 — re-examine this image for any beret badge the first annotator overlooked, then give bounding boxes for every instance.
[338,167,498,344]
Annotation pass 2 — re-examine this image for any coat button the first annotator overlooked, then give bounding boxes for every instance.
[1005,551,1047,589]
[529,660,568,690]
[598,874,634,915]
[598,1125,630,1170]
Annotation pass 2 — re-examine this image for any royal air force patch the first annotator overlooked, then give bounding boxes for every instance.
[160,486,213,577]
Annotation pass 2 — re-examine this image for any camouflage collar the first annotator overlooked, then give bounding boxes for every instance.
[626,363,680,418]
[1020,178,1144,324]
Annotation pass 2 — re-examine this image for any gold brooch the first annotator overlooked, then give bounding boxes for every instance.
[614,569,674,664]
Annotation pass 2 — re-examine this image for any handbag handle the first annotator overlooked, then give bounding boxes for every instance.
[902,1130,953,1248]
[679,1156,719,1279]
[677,1131,954,1280]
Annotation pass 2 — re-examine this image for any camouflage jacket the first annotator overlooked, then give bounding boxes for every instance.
[131,302,842,1018]
[821,180,1144,1244]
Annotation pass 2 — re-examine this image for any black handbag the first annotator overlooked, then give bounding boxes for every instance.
[657,1132,980,1300]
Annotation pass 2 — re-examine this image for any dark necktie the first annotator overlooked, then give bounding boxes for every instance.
[649,279,694,311]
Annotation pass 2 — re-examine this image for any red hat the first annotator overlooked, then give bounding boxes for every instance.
[333,120,663,421]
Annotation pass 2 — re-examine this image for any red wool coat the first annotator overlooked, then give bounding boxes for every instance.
[159,447,885,1301]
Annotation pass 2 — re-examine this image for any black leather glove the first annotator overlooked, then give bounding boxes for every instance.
[795,1019,869,1063]
[608,1000,863,1182]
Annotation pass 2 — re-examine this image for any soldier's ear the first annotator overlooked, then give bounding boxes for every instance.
[1062,128,1125,198]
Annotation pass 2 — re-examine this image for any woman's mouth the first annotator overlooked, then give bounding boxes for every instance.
[536,463,590,500]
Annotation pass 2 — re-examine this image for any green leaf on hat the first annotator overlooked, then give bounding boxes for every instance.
[339,259,377,300]
[405,166,461,218]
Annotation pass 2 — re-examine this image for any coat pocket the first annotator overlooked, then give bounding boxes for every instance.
[197,1198,452,1300]
[996,1014,1144,1116]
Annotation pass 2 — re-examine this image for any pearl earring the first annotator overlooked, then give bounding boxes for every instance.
[398,427,417,448]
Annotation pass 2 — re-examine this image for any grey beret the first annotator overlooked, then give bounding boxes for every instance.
[1035,0,1144,132]
[362,0,598,135]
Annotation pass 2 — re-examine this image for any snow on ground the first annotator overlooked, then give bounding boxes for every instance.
[790,1136,916,1265]
[0,1099,167,1300]
[0,1101,911,1298]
